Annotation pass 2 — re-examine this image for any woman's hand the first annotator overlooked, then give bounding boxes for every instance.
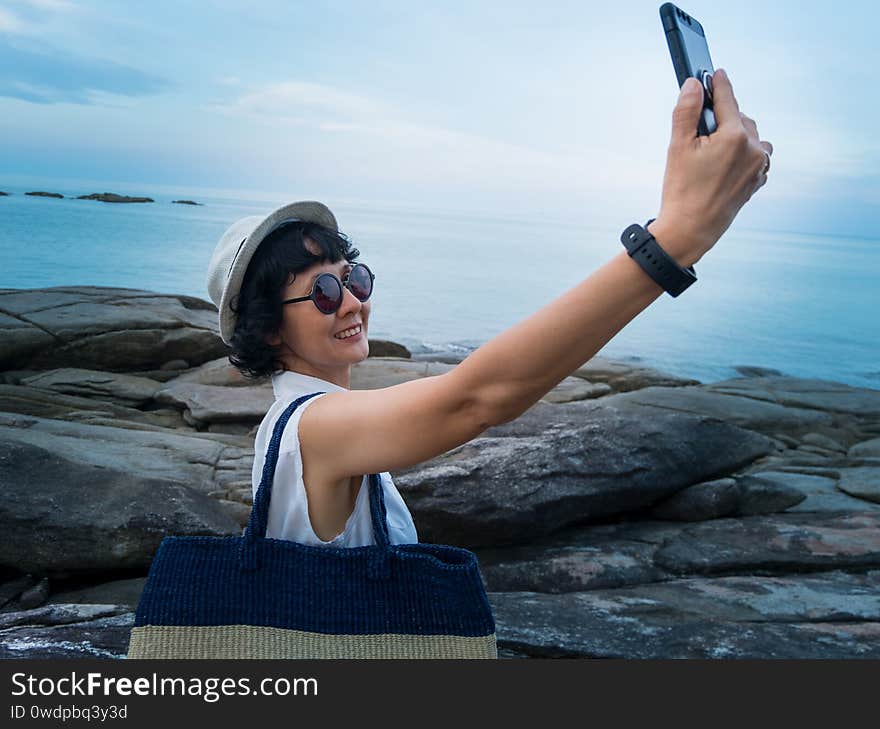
[649,69,774,267]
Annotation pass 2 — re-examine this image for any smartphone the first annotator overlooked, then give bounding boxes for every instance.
[660,3,717,135]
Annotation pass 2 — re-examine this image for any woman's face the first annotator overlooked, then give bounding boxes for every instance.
[268,238,371,385]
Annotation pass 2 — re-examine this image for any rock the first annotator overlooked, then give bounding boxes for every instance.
[648,474,806,522]
[0,575,36,609]
[654,512,880,575]
[850,437,880,459]
[160,358,189,370]
[572,356,700,392]
[0,191,9,196]
[17,577,50,610]
[742,470,879,512]
[774,433,801,448]
[25,191,63,199]
[350,357,608,404]
[802,432,848,452]
[350,357,455,389]
[0,413,253,496]
[171,356,251,387]
[48,577,147,610]
[20,368,162,406]
[0,439,241,575]
[154,382,273,424]
[395,404,774,547]
[0,286,227,372]
[172,199,201,205]
[215,499,252,528]
[490,571,880,658]
[837,467,880,504]
[734,365,784,377]
[607,384,833,433]
[650,478,741,521]
[476,540,669,593]
[0,607,133,658]
[227,487,253,505]
[540,378,612,404]
[369,339,411,358]
[0,383,186,429]
[798,444,840,457]
[707,376,880,417]
[730,475,807,515]
[76,192,153,203]
[0,603,131,629]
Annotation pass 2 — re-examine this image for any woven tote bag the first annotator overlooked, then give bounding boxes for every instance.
[127,391,498,659]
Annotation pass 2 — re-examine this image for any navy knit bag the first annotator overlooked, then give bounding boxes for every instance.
[127,391,497,659]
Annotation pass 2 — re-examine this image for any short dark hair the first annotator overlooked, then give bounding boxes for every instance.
[228,221,360,379]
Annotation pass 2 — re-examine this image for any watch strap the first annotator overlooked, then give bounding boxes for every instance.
[621,220,697,297]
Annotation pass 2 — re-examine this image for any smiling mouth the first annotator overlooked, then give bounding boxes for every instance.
[334,324,363,340]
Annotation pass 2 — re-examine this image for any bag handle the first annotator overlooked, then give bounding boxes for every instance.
[241,392,392,570]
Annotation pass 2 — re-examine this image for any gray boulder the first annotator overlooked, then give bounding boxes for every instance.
[742,470,880,512]
[490,571,880,658]
[0,605,133,658]
[654,511,880,575]
[0,439,241,575]
[0,412,253,494]
[649,476,806,521]
[707,376,880,417]
[0,383,185,429]
[837,467,880,504]
[396,404,775,546]
[850,437,880,459]
[607,384,833,433]
[20,368,162,406]
[571,356,700,392]
[368,339,411,358]
[154,382,273,425]
[477,539,669,593]
[0,286,227,371]
[48,578,147,611]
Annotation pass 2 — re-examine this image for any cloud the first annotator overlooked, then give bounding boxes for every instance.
[0,7,24,32]
[221,80,382,121]
[21,0,77,9]
[0,37,167,104]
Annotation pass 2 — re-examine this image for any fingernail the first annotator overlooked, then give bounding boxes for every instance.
[682,77,700,95]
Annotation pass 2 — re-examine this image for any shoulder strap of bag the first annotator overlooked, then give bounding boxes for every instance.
[245,391,391,548]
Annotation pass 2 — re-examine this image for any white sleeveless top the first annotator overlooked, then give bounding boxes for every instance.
[251,370,419,547]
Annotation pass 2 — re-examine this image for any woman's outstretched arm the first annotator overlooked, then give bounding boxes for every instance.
[453,68,772,425]
[301,69,773,479]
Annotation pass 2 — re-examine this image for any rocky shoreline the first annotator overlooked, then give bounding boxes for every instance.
[1,285,878,658]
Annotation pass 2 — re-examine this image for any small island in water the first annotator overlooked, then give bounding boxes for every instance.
[5,189,202,204]
[77,192,154,204]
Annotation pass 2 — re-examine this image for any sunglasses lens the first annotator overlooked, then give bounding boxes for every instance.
[348,264,373,301]
[313,274,342,314]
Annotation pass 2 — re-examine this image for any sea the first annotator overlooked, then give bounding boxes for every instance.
[1,179,877,389]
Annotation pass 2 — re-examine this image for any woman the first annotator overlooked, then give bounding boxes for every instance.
[206,71,772,548]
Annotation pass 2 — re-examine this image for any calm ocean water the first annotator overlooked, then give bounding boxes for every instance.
[1,180,877,389]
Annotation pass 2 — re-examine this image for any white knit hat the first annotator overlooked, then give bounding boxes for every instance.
[206,200,338,345]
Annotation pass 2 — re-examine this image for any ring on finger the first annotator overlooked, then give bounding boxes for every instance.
[761,151,771,175]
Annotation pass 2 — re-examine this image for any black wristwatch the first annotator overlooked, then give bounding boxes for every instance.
[620,219,697,297]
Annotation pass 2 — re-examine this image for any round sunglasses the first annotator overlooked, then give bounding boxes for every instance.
[281,263,375,315]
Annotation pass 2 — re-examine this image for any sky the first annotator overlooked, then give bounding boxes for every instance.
[0,0,877,237]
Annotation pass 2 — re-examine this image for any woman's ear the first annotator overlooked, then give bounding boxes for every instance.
[265,330,282,347]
